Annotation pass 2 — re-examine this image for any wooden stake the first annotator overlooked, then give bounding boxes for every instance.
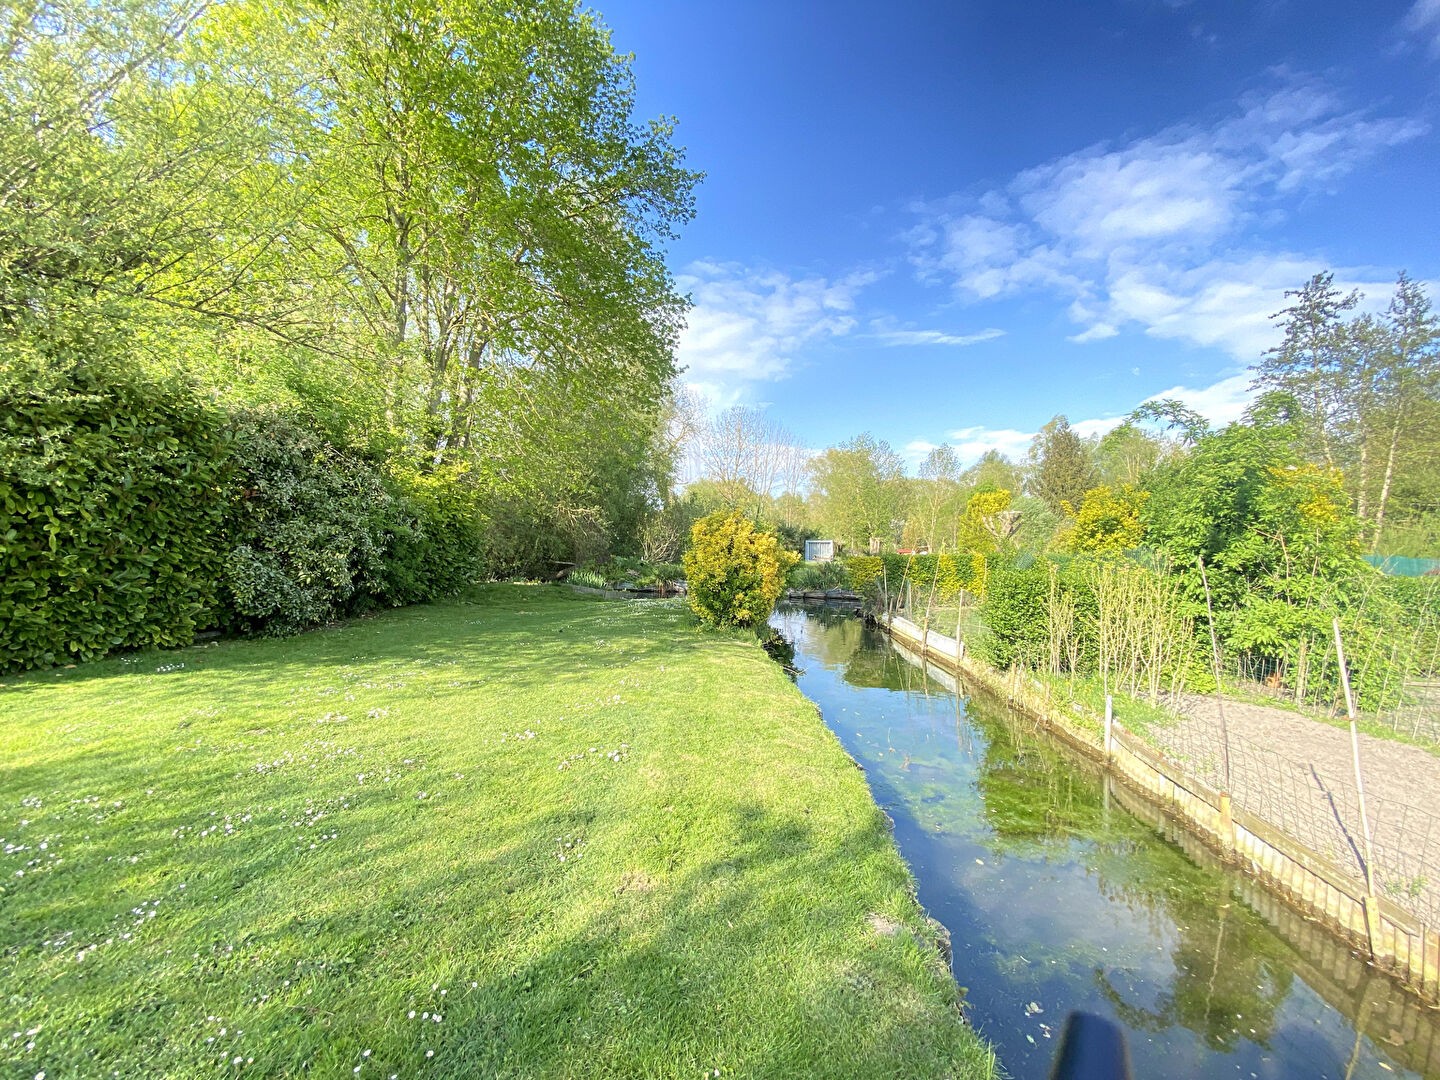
[1219,791,1235,857]
[1334,618,1381,908]
[1197,555,1232,791]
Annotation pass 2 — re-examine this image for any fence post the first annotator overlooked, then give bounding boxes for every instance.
[1218,791,1236,858]
[1104,695,1114,760]
[1334,617,1386,962]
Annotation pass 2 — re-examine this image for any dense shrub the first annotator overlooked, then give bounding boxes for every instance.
[1058,484,1148,553]
[976,558,1051,669]
[222,411,405,635]
[0,359,231,671]
[683,511,797,628]
[1,365,505,669]
[380,464,487,606]
[841,555,884,598]
[787,560,849,592]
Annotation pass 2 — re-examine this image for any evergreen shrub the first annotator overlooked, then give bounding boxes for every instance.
[683,511,797,628]
[0,359,230,670]
[380,464,487,606]
[222,411,402,635]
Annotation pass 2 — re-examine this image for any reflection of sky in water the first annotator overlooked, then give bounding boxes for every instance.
[771,606,1434,1080]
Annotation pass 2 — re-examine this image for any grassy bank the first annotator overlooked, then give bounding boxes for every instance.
[0,585,993,1079]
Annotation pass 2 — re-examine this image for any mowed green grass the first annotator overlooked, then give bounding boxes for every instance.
[1,585,994,1079]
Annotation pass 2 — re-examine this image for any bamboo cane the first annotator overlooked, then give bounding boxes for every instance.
[1197,555,1232,791]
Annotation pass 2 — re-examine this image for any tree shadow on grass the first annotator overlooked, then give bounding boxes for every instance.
[398,802,982,1080]
[3,793,985,1079]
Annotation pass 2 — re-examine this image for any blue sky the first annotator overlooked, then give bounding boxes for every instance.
[600,0,1440,469]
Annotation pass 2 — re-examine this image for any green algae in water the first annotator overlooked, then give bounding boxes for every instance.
[772,604,1440,1080]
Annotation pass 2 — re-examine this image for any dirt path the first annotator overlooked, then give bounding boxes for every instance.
[1151,694,1440,924]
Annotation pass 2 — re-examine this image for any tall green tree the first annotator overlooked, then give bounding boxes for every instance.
[808,434,909,551]
[1249,272,1440,550]
[1368,273,1440,549]
[910,444,965,550]
[1026,415,1098,515]
[1141,397,1367,621]
[2,0,699,569]
[1252,271,1358,469]
[964,449,1025,494]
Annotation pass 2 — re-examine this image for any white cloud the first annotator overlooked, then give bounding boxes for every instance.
[905,370,1275,474]
[1068,323,1119,344]
[908,75,1427,360]
[675,262,875,405]
[1404,0,1440,56]
[1071,416,1127,440]
[868,319,1005,347]
[945,425,1038,465]
[1017,144,1241,254]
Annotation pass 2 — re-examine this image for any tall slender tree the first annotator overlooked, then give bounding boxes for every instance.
[1370,272,1440,549]
[1026,415,1098,515]
[1252,272,1358,468]
[808,434,909,551]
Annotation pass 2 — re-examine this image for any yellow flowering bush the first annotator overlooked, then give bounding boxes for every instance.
[683,511,798,628]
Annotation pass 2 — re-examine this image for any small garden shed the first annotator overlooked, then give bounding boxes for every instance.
[804,539,835,562]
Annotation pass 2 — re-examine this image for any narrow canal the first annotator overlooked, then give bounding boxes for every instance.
[771,603,1440,1080]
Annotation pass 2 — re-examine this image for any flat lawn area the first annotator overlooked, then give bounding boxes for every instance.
[1,585,993,1079]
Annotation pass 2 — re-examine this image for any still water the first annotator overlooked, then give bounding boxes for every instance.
[771,604,1440,1080]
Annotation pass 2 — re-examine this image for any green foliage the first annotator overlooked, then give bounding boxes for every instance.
[602,556,680,587]
[568,567,608,589]
[1026,415,1099,515]
[683,511,798,628]
[1,0,697,643]
[808,434,910,551]
[841,555,884,598]
[0,359,230,671]
[634,561,685,589]
[889,553,978,603]
[976,558,1051,669]
[787,560,850,592]
[378,464,488,606]
[842,552,984,608]
[958,488,1017,555]
[770,517,818,554]
[1060,484,1148,554]
[1142,410,1368,617]
[222,411,403,635]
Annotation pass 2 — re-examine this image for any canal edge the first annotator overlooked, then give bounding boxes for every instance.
[875,611,1440,1008]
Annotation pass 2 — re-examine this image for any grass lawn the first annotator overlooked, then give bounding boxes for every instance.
[1,585,994,1079]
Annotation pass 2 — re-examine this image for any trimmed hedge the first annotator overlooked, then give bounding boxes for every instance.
[1,363,490,671]
[841,553,984,604]
[0,359,231,670]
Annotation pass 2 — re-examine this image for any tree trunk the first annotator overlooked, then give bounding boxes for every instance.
[1372,410,1404,554]
[1354,434,1370,532]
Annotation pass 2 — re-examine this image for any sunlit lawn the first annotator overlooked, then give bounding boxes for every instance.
[1,584,993,1079]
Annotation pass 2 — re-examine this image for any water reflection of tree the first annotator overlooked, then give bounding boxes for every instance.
[772,605,868,671]
[841,641,910,689]
[967,697,1109,851]
[965,693,1295,1050]
[760,629,797,676]
[1094,882,1294,1052]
